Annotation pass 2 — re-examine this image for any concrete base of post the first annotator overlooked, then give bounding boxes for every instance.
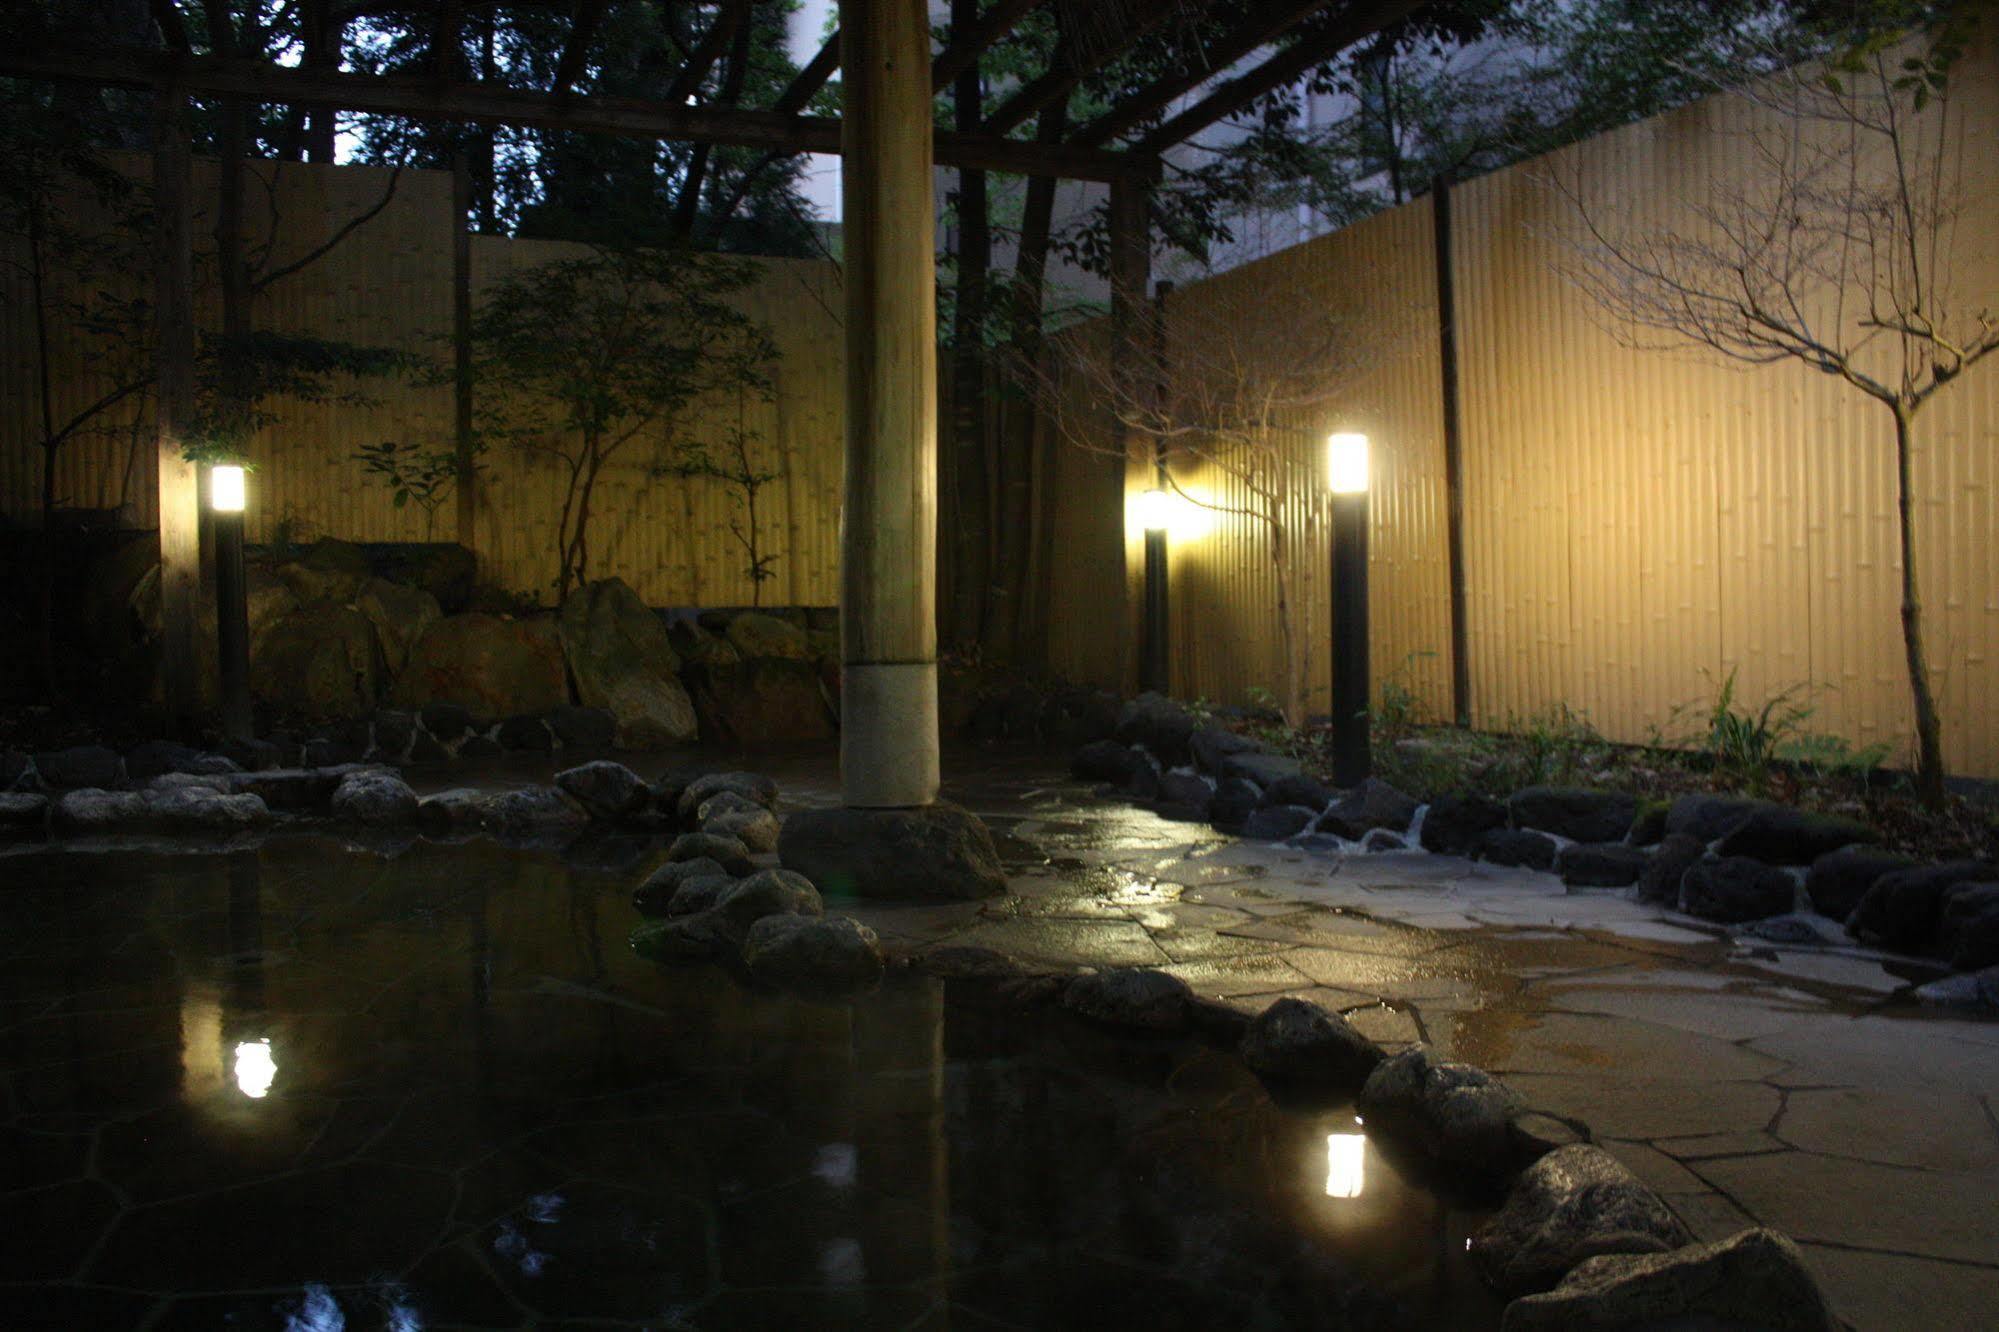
[841,661,940,808]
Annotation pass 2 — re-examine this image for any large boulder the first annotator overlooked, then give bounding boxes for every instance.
[1062,968,1193,1034]
[1239,996,1384,1091]
[558,578,696,748]
[1071,739,1140,784]
[276,538,371,605]
[1510,787,1639,843]
[1633,834,1705,906]
[742,914,884,992]
[1938,883,1999,970]
[329,769,418,824]
[723,611,813,661]
[1189,725,1264,777]
[34,745,124,790]
[705,806,780,854]
[674,771,779,822]
[478,786,589,839]
[143,786,270,832]
[554,760,652,822]
[1664,794,1764,844]
[632,858,736,917]
[1500,1228,1838,1332]
[631,914,731,964]
[51,789,150,834]
[1421,793,1508,856]
[1208,778,1262,834]
[0,792,49,835]
[1556,842,1649,889]
[1715,804,1876,864]
[1679,856,1796,923]
[713,868,825,934]
[668,831,755,877]
[231,767,343,813]
[1358,1046,1525,1173]
[1319,778,1419,840]
[244,568,300,655]
[685,658,834,747]
[1805,846,1917,921]
[1847,860,1994,951]
[1482,828,1559,870]
[779,802,1006,901]
[1154,770,1214,821]
[1115,692,1196,767]
[667,618,741,669]
[1470,1144,1693,1296]
[250,600,387,722]
[1242,805,1314,840]
[1219,751,1304,788]
[393,613,568,719]
[354,577,442,677]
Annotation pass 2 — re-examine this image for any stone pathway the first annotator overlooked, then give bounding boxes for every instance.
[770,754,1999,1332]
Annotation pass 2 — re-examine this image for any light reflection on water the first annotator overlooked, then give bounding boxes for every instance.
[1326,1131,1367,1199]
[234,1038,276,1098]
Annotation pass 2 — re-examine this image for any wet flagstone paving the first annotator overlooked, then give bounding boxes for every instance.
[5,746,1997,1328]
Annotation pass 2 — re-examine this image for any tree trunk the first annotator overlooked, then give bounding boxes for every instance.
[1270,513,1304,726]
[302,0,339,163]
[1891,403,1946,805]
[29,198,57,694]
[947,0,991,652]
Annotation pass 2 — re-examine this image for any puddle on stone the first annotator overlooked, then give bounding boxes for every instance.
[0,837,1502,1330]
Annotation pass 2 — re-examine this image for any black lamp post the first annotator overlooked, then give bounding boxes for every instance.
[1328,433,1371,786]
[1138,487,1170,693]
[211,463,252,742]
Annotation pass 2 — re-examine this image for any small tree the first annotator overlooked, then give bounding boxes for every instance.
[665,411,782,605]
[1559,19,1996,804]
[470,245,778,601]
[1033,289,1376,726]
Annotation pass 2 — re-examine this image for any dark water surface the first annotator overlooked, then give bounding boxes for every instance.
[2,837,1499,1330]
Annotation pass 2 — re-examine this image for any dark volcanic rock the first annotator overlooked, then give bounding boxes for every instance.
[1421,793,1507,856]
[1715,805,1876,864]
[1154,770,1214,820]
[1847,861,1994,951]
[0,792,49,835]
[554,760,652,822]
[1263,773,1332,811]
[1357,1045,1525,1173]
[495,714,554,752]
[674,771,779,822]
[1189,725,1265,776]
[34,745,123,790]
[712,868,824,934]
[705,807,780,854]
[1070,739,1139,784]
[124,741,232,782]
[231,767,342,813]
[1664,794,1763,844]
[631,857,735,917]
[329,769,418,824]
[1241,805,1314,841]
[418,703,475,744]
[1469,1144,1693,1297]
[1116,693,1196,767]
[1062,968,1193,1034]
[1624,801,1669,848]
[667,831,754,877]
[1634,834,1705,906]
[1208,778,1262,834]
[742,914,885,993]
[1679,856,1796,923]
[1319,778,1419,840]
[630,914,731,963]
[1219,751,1305,788]
[547,704,617,749]
[1481,828,1559,871]
[1938,883,1999,970]
[1509,787,1639,843]
[778,802,1005,901]
[478,786,589,839]
[1501,1228,1838,1332]
[1238,996,1384,1091]
[1805,847,1918,921]
[1557,842,1650,889]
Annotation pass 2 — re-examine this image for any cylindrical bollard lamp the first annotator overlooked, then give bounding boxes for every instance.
[1138,487,1170,694]
[211,463,252,742]
[1327,433,1371,786]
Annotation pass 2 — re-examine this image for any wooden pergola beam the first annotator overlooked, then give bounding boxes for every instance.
[550,0,608,98]
[664,0,750,104]
[931,0,1043,91]
[981,0,1181,138]
[0,45,1148,181]
[1068,0,1334,148]
[775,28,841,114]
[1133,0,1421,153]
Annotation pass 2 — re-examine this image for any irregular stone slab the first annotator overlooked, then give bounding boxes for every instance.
[1500,1228,1837,1332]
[231,767,343,813]
[1664,794,1765,843]
[1511,787,1639,843]
[1557,842,1649,889]
[631,857,735,916]
[1071,739,1139,784]
[713,869,824,933]
[1804,846,1915,921]
[554,760,652,822]
[1679,856,1795,923]
[779,802,1005,901]
[1242,805,1314,841]
[1062,967,1193,1033]
[1239,996,1384,1090]
[1116,692,1196,766]
[1938,883,1999,970]
[329,770,418,824]
[51,789,149,834]
[355,577,441,677]
[1846,860,1993,950]
[1633,834,1704,905]
[34,745,123,790]
[742,914,885,993]
[1482,828,1558,870]
[704,807,779,854]
[1421,793,1508,856]
[1715,805,1875,865]
[1320,779,1419,840]
[477,786,588,838]
[1357,1045,1524,1172]
[1471,1144,1693,1296]
[675,771,779,822]
[668,832,754,877]
[0,792,49,835]
[392,612,568,719]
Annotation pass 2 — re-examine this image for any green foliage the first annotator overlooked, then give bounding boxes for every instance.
[1686,668,1893,790]
[470,243,779,598]
[350,440,470,540]
[192,332,428,464]
[1373,651,1438,744]
[1511,703,1607,787]
[660,423,783,603]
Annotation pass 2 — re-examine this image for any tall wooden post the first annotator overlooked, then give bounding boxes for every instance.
[154,88,202,731]
[452,153,478,551]
[838,0,939,808]
[1107,175,1151,693]
[1433,175,1471,727]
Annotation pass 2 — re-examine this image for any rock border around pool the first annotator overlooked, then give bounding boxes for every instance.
[1071,693,1999,1010]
